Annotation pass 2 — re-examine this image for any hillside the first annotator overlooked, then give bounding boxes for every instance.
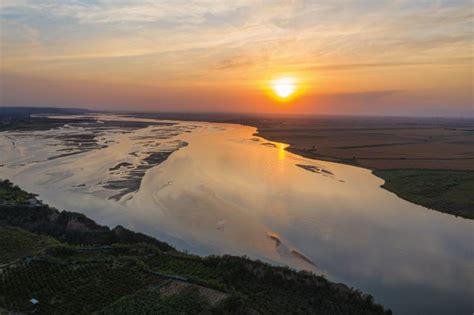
[0,179,390,314]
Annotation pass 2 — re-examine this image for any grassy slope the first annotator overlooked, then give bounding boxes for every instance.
[0,180,390,314]
[373,169,474,219]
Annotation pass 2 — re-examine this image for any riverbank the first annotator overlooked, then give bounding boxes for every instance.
[246,115,474,219]
[373,169,474,219]
[0,179,390,314]
[118,111,474,219]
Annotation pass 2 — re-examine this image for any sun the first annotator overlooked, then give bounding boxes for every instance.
[271,77,297,100]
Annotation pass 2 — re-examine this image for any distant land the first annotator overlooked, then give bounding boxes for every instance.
[1,106,473,219]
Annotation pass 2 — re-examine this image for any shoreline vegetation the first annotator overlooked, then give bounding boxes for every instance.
[247,117,474,220]
[276,146,473,220]
[277,144,474,220]
[373,169,474,219]
[0,179,390,314]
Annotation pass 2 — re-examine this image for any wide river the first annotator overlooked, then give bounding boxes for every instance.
[0,115,472,314]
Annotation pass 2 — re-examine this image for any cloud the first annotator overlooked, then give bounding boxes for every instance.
[309,58,473,71]
[0,0,472,115]
[0,1,255,25]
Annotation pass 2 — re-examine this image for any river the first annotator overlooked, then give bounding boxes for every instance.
[0,115,472,314]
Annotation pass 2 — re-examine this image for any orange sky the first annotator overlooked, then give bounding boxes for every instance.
[1,1,473,116]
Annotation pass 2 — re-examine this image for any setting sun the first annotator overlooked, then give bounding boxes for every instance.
[271,77,297,99]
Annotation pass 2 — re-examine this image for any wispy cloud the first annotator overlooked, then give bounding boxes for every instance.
[0,0,472,114]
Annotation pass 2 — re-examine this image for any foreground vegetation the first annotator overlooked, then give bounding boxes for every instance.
[0,179,390,314]
[374,169,474,219]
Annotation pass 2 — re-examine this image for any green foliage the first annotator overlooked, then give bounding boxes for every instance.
[0,180,34,204]
[0,259,163,314]
[374,169,474,219]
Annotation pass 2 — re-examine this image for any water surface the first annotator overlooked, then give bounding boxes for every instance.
[0,115,472,314]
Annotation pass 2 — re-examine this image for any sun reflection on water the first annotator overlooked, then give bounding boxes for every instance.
[278,143,287,160]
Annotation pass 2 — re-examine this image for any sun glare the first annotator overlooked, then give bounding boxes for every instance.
[272,77,296,98]
[271,77,298,101]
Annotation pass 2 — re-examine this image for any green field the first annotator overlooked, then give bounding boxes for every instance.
[374,169,474,219]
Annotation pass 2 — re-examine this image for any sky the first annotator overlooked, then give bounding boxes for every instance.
[0,0,473,116]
